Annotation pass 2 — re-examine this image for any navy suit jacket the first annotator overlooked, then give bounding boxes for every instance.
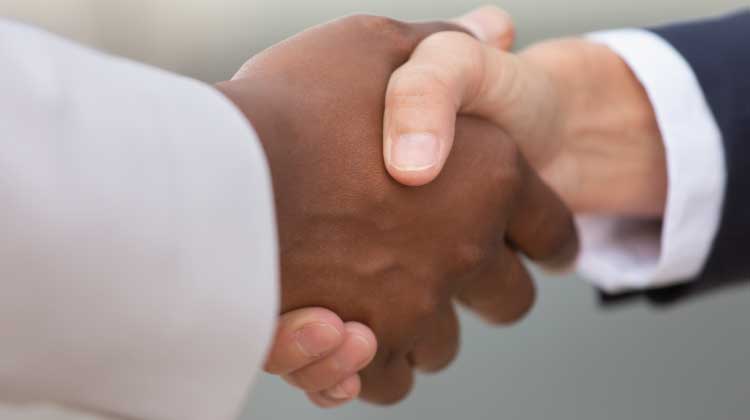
[602,10,750,305]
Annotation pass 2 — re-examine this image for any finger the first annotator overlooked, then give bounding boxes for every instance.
[453,5,516,50]
[359,354,414,405]
[408,5,515,50]
[264,308,345,375]
[458,245,536,325]
[507,156,579,270]
[306,392,345,409]
[408,303,460,373]
[306,374,362,408]
[383,31,527,186]
[384,7,515,187]
[406,20,473,44]
[284,322,377,393]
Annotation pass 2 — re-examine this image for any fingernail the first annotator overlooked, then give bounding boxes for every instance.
[390,133,440,171]
[295,323,342,358]
[324,384,351,401]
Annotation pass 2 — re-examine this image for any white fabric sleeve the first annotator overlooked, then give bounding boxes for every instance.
[0,20,278,420]
[575,29,726,293]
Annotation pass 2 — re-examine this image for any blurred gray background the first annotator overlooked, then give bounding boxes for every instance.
[3,1,749,420]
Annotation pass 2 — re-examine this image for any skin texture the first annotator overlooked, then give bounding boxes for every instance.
[520,39,667,216]
[258,7,520,408]
[383,20,667,217]
[263,306,372,406]
[216,15,579,404]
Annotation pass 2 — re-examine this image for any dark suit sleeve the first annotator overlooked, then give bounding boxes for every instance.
[600,10,750,306]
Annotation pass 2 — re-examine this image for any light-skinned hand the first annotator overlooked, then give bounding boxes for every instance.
[382,5,667,216]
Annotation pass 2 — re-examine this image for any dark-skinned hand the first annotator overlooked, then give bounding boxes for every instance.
[216,14,579,405]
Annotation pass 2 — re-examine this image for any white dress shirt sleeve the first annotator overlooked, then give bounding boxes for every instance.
[0,20,278,420]
[575,29,726,294]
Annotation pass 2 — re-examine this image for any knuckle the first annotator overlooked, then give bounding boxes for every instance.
[495,54,525,108]
[353,14,405,31]
[485,140,524,193]
[421,31,479,57]
[386,66,452,109]
[411,292,442,320]
[345,14,411,45]
[453,242,488,273]
[420,31,484,84]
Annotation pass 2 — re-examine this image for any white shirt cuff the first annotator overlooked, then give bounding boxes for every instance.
[577,29,726,293]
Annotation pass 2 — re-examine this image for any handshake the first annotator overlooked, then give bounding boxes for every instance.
[216,6,666,408]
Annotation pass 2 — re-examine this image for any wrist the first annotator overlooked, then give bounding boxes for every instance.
[520,39,667,217]
[215,80,293,311]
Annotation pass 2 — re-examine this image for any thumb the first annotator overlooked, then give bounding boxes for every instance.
[383,6,518,186]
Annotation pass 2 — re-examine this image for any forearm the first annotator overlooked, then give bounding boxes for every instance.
[520,38,667,217]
